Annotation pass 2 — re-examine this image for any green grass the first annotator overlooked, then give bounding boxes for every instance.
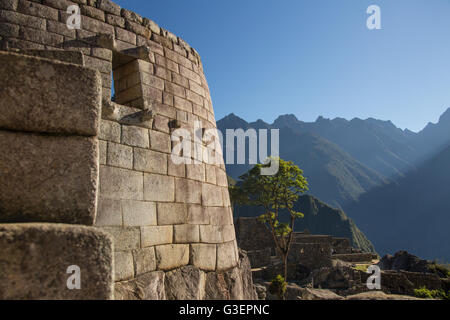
[353,265,369,272]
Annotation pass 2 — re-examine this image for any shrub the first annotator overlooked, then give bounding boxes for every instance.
[428,262,450,278]
[414,287,450,300]
[269,275,287,300]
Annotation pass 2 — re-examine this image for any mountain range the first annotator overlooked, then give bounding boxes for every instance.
[218,108,450,261]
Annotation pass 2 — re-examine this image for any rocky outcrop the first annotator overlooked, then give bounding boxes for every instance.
[378,251,430,273]
[204,249,257,300]
[115,272,166,300]
[114,249,257,300]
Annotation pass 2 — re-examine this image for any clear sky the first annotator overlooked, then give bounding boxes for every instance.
[115,0,450,132]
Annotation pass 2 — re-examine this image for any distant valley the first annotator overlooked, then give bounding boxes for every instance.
[218,108,450,261]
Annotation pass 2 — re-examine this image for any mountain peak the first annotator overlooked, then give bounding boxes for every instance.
[273,114,301,127]
[316,115,329,122]
[438,107,450,124]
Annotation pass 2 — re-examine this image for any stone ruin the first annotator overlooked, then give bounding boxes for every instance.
[236,218,449,298]
[235,217,377,273]
[0,0,256,300]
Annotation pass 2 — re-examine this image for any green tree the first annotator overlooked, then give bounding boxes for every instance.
[230,158,308,282]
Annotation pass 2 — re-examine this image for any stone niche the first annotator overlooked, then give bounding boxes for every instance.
[0,0,255,300]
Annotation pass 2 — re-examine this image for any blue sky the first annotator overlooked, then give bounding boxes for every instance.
[115,0,450,132]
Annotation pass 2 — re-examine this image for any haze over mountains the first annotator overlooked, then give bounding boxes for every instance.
[217,108,450,261]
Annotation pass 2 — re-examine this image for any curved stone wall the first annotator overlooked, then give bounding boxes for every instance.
[0,0,245,299]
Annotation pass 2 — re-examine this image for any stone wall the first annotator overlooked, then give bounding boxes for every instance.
[332,238,352,254]
[288,243,332,271]
[0,51,114,299]
[246,248,272,269]
[235,217,276,252]
[0,0,251,299]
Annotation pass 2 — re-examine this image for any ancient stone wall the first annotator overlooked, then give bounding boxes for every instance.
[235,217,276,252]
[0,51,114,299]
[331,238,352,254]
[0,0,251,299]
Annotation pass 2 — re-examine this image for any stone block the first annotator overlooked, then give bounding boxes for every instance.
[133,247,156,276]
[101,226,140,251]
[100,120,121,143]
[179,65,201,84]
[99,165,143,201]
[134,148,167,174]
[168,159,185,177]
[149,130,171,153]
[98,0,121,16]
[174,96,192,113]
[157,203,187,225]
[121,125,149,148]
[0,223,113,300]
[189,80,205,97]
[217,241,238,271]
[107,142,133,169]
[0,132,98,225]
[141,72,164,90]
[164,266,206,300]
[187,205,210,225]
[155,244,189,271]
[174,224,199,243]
[190,244,216,271]
[114,250,134,281]
[175,178,201,204]
[186,163,205,181]
[186,90,203,106]
[95,198,122,227]
[106,13,124,27]
[208,207,233,226]
[99,139,107,165]
[122,200,156,227]
[143,174,174,202]
[18,0,59,21]
[81,4,106,21]
[141,225,173,247]
[205,165,217,184]
[0,0,18,10]
[222,187,231,207]
[199,225,236,244]
[153,114,170,134]
[215,167,228,187]
[115,26,136,44]
[80,15,113,36]
[0,21,19,37]
[0,52,101,136]
[202,183,223,207]
[0,10,46,30]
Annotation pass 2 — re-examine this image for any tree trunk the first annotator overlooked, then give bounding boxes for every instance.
[282,254,288,300]
[283,254,288,281]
